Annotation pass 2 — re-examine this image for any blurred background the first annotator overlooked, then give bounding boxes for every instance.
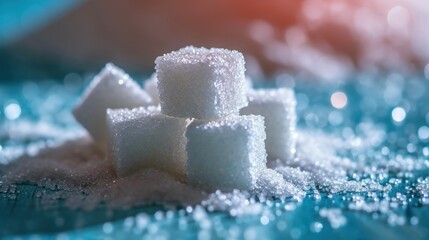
[1,0,429,82]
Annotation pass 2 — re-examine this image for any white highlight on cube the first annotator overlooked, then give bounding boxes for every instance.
[72,63,153,147]
[240,88,297,162]
[106,106,187,179]
[186,115,267,191]
[155,46,248,119]
[143,73,160,105]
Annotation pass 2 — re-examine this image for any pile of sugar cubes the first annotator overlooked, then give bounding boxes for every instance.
[72,46,297,192]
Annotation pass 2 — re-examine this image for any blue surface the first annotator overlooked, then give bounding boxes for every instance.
[1,74,429,239]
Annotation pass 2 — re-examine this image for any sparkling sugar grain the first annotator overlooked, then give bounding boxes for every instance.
[0,126,352,211]
[1,122,427,219]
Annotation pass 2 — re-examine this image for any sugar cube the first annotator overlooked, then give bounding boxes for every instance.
[106,106,187,179]
[240,88,297,162]
[72,63,152,148]
[155,46,248,119]
[143,73,160,105]
[186,115,267,191]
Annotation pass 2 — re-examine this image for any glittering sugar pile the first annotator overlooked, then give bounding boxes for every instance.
[0,125,359,209]
[1,47,429,224]
[69,46,305,196]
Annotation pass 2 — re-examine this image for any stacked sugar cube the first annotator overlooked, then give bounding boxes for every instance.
[155,46,249,119]
[186,116,267,191]
[72,46,298,192]
[73,63,187,179]
[155,46,268,191]
[106,106,187,180]
[241,88,297,163]
[72,63,153,148]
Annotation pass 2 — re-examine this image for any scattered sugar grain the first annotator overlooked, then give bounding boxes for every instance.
[1,124,428,226]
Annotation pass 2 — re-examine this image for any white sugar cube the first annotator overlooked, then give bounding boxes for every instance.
[72,63,152,148]
[240,88,297,162]
[155,46,248,119]
[106,106,187,179]
[186,115,267,191]
[143,73,160,105]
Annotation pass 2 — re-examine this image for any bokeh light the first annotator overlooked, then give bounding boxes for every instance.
[330,92,347,109]
[4,101,21,120]
[391,107,406,123]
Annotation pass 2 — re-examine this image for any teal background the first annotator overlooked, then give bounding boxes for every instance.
[0,0,81,45]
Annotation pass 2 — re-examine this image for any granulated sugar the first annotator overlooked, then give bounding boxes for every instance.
[1,119,424,219]
[1,73,429,237]
[1,125,306,209]
[1,131,205,209]
[0,119,337,208]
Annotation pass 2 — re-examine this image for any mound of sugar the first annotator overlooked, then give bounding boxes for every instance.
[0,126,405,214]
[270,131,390,195]
[0,135,205,209]
[3,129,333,210]
[253,168,305,199]
[0,136,278,211]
